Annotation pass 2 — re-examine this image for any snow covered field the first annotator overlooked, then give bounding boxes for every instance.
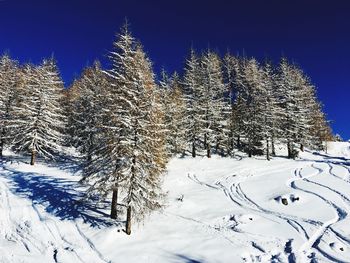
[0,142,350,263]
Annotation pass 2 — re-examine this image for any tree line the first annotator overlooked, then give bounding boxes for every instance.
[0,24,333,234]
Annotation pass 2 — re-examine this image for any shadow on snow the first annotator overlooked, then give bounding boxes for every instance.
[0,158,120,228]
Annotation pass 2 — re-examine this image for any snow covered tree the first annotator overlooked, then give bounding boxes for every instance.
[260,60,281,160]
[69,61,108,161]
[81,25,166,234]
[224,54,247,153]
[183,49,202,157]
[199,50,229,157]
[240,58,265,157]
[276,58,319,157]
[309,102,333,150]
[11,59,66,165]
[160,71,187,156]
[0,54,20,156]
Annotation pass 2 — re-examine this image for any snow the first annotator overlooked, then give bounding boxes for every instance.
[1,142,350,262]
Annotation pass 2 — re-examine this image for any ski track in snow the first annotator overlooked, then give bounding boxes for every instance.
[186,145,350,262]
[1,143,350,262]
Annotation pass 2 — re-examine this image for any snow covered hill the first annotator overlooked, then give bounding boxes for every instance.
[1,142,350,263]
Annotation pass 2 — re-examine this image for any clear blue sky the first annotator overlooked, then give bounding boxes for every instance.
[0,0,349,139]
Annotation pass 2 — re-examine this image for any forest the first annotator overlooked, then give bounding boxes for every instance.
[0,24,334,235]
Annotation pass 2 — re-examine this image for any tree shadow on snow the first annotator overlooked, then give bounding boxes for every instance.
[0,160,120,228]
[173,254,205,263]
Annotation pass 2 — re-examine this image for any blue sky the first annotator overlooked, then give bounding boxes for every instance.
[0,0,349,139]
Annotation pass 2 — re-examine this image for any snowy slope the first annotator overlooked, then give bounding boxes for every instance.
[0,142,350,263]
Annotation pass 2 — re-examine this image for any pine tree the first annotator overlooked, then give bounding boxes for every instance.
[11,59,66,165]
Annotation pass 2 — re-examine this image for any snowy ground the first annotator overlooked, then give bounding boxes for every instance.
[0,142,350,263]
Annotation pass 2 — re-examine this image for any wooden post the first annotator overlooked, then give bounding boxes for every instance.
[30,150,36,165]
[126,206,131,235]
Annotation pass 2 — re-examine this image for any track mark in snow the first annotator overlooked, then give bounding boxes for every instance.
[290,163,349,260]
[74,223,111,263]
[251,242,265,253]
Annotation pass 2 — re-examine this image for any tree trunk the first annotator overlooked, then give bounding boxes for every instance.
[192,142,196,158]
[300,144,304,152]
[126,206,131,235]
[207,144,211,158]
[110,188,119,219]
[271,137,276,156]
[30,150,36,165]
[237,135,240,149]
[0,139,3,158]
[287,142,292,159]
[266,138,270,161]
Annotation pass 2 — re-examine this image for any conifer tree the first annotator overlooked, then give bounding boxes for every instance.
[183,49,202,157]
[12,59,66,165]
[240,58,265,157]
[160,71,187,156]
[82,25,166,234]
[224,54,247,152]
[200,50,229,157]
[0,54,20,156]
[276,58,318,157]
[260,61,280,160]
[70,61,108,161]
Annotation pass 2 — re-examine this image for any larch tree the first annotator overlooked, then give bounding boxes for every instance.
[69,61,108,161]
[225,54,247,153]
[199,50,229,157]
[12,59,66,165]
[161,71,187,156]
[183,49,202,157]
[82,25,166,235]
[260,61,281,160]
[240,58,265,157]
[0,54,20,156]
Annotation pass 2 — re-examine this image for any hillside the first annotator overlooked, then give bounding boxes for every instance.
[0,142,349,263]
